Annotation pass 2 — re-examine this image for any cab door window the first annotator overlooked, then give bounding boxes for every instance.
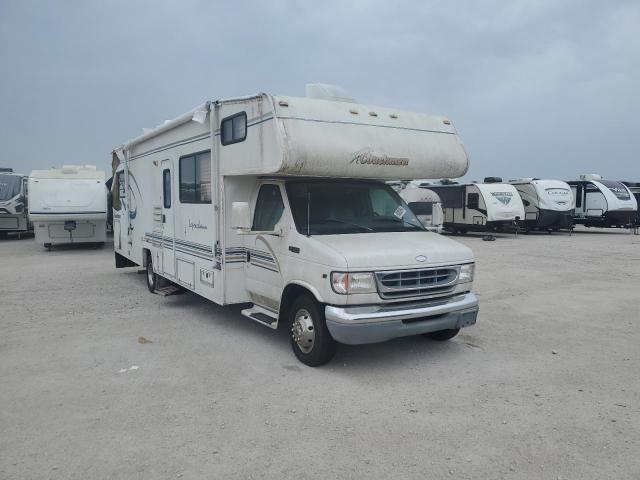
[253,185,284,231]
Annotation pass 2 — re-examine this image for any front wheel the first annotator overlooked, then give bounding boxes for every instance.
[289,295,336,367]
[424,328,460,341]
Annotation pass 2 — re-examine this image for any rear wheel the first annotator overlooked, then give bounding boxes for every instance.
[424,328,460,341]
[146,253,158,292]
[289,295,336,367]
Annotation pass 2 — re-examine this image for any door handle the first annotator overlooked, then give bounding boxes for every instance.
[162,214,166,223]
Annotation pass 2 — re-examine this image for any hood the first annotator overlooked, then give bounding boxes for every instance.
[313,231,474,270]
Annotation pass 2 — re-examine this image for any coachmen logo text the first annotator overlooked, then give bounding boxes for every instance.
[351,148,409,167]
[491,191,513,205]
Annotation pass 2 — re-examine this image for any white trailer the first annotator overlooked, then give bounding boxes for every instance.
[112,89,479,366]
[428,179,525,234]
[399,185,444,232]
[0,170,31,239]
[508,178,575,232]
[567,174,637,228]
[29,165,107,249]
[622,181,640,227]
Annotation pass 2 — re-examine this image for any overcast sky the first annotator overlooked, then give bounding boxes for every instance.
[0,0,638,181]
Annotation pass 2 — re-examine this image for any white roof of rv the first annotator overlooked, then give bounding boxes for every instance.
[30,165,105,180]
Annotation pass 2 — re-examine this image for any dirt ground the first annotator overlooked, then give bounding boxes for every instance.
[1,228,639,479]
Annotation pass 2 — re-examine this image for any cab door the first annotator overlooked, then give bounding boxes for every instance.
[244,183,286,312]
[161,160,175,277]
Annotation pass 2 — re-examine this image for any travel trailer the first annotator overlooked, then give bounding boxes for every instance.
[621,182,640,227]
[567,174,637,228]
[0,169,31,238]
[29,165,108,249]
[508,178,574,232]
[399,185,444,232]
[428,179,525,234]
[112,88,479,366]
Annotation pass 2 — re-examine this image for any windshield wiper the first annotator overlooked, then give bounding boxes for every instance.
[325,218,374,232]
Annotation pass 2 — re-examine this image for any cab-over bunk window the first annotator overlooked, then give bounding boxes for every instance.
[179,151,211,203]
[221,112,247,145]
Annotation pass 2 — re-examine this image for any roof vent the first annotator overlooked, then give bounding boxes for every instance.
[579,173,602,181]
[484,176,503,183]
[305,83,356,103]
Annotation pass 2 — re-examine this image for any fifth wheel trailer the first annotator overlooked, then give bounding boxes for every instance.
[622,182,640,227]
[29,165,108,249]
[428,180,525,234]
[508,178,575,231]
[567,174,637,228]
[112,89,479,366]
[0,170,31,239]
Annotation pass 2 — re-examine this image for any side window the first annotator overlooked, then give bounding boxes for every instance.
[467,193,480,209]
[179,151,211,203]
[163,169,171,208]
[221,112,247,146]
[253,184,284,231]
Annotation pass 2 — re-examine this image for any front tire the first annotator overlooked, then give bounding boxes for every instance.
[289,295,336,367]
[424,328,460,341]
[146,253,158,293]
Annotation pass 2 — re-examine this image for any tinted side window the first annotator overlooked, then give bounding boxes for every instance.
[179,151,211,203]
[163,169,171,208]
[467,193,480,209]
[253,185,284,231]
[221,112,247,146]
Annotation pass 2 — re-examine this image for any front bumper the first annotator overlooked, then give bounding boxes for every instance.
[325,292,479,345]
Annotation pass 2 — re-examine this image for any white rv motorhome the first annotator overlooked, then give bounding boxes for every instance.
[428,179,526,234]
[567,174,637,228]
[29,165,108,249]
[400,185,444,233]
[0,169,31,238]
[112,90,479,366]
[508,178,575,232]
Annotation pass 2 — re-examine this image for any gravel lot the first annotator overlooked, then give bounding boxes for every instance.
[1,228,639,479]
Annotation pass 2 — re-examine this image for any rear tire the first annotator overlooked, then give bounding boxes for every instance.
[289,295,336,367]
[424,328,460,341]
[146,253,158,293]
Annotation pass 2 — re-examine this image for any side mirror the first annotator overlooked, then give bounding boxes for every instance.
[231,202,251,232]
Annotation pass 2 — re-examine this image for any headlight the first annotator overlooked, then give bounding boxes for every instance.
[458,263,475,283]
[331,272,377,294]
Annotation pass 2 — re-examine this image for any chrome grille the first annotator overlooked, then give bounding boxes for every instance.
[375,267,458,299]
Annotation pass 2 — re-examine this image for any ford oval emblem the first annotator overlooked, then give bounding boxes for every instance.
[415,255,427,263]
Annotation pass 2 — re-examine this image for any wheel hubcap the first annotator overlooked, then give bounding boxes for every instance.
[292,308,315,354]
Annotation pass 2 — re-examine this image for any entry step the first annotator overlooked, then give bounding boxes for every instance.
[154,285,185,296]
[241,305,278,329]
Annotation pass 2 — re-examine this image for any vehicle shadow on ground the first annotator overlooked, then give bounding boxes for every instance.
[156,285,480,372]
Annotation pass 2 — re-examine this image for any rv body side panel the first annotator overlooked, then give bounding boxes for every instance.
[115,114,225,304]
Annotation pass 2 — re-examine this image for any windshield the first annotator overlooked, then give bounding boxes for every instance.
[0,175,22,201]
[286,180,424,235]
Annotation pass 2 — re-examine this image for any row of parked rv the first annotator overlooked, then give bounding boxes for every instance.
[1,85,638,367]
[0,166,108,248]
[392,174,639,234]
